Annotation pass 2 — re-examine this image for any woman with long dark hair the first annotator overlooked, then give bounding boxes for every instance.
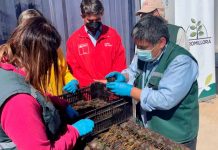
[0,17,94,150]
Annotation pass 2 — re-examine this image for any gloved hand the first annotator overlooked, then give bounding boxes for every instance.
[105,72,126,82]
[63,79,78,93]
[65,105,79,119]
[72,119,94,136]
[106,82,133,96]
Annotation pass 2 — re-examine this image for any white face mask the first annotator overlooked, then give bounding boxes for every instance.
[136,47,154,62]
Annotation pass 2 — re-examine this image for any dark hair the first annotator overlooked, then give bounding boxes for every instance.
[132,15,169,45]
[80,0,104,17]
[7,17,61,93]
[18,9,43,25]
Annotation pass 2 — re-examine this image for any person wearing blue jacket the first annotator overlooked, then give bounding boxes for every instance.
[106,15,199,150]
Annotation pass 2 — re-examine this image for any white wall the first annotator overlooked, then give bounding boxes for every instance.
[163,0,175,24]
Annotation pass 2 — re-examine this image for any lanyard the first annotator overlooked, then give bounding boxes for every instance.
[142,61,159,88]
[142,63,153,88]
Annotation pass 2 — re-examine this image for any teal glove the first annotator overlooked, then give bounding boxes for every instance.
[72,119,94,136]
[65,105,79,119]
[105,72,126,82]
[63,80,78,93]
[106,82,133,96]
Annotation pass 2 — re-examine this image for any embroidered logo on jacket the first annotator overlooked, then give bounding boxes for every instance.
[78,43,89,55]
[104,43,112,47]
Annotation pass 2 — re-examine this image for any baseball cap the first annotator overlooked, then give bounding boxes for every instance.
[136,0,164,16]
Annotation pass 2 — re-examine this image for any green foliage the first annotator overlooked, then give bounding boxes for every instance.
[198,25,203,30]
[190,32,197,37]
[197,21,201,26]
[191,18,196,23]
[190,26,196,30]
[198,31,204,36]
[189,18,205,39]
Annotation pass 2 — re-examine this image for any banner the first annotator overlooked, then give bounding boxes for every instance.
[175,0,215,101]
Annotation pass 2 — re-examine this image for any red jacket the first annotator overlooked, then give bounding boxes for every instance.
[67,25,127,87]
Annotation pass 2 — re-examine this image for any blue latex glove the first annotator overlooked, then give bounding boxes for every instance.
[105,72,126,82]
[65,105,79,119]
[72,119,94,136]
[63,80,78,93]
[106,82,133,96]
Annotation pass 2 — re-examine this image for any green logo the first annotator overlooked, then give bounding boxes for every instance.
[186,18,211,46]
[187,18,209,39]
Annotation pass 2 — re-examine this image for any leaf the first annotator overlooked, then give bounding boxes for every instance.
[198,25,203,31]
[190,26,196,30]
[190,32,197,37]
[205,74,212,86]
[197,21,201,26]
[191,18,196,23]
[198,31,204,36]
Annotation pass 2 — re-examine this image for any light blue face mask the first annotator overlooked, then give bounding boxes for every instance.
[136,47,154,62]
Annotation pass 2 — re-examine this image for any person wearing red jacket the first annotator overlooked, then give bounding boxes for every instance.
[67,0,127,87]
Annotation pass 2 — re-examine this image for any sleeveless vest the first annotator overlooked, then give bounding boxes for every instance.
[167,24,183,43]
[0,68,62,149]
[135,42,199,143]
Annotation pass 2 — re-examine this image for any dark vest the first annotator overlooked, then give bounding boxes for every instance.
[167,24,184,43]
[0,68,62,149]
[135,42,199,143]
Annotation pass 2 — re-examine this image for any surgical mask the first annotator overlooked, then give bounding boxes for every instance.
[136,47,154,62]
[86,22,102,35]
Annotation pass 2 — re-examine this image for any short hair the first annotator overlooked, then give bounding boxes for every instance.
[80,0,104,18]
[18,9,43,25]
[132,15,169,45]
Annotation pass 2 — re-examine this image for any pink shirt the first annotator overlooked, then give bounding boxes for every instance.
[0,63,79,149]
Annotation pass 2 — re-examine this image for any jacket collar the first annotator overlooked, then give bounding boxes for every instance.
[0,62,26,76]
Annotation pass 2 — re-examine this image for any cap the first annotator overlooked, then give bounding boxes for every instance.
[136,0,164,16]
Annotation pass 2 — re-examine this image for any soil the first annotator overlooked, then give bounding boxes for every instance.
[84,119,189,150]
[90,82,109,99]
[106,77,116,82]
[72,98,109,114]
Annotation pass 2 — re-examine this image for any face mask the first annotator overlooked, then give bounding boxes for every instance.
[86,22,102,35]
[136,47,154,62]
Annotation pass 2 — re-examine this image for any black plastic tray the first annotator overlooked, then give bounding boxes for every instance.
[59,82,132,135]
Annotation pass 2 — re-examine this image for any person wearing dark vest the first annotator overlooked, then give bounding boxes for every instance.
[136,0,189,50]
[106,15,199,150]
[0,17,94,150]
